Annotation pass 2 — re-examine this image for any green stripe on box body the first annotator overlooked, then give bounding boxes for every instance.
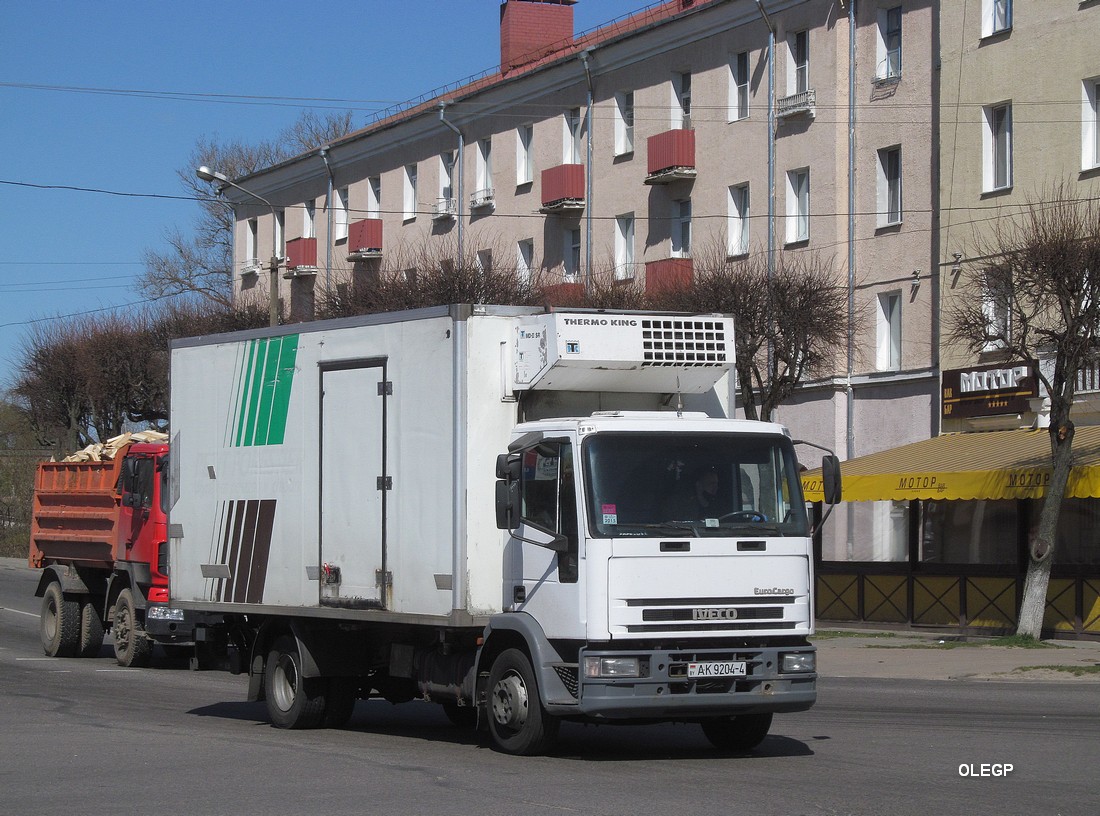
[232,335,298,447]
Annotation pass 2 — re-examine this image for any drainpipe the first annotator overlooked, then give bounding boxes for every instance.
[845,0,857,558]
[756,1,776,398]
[580,47,595,294]
[319,147,335,294]
[439,102,465,265]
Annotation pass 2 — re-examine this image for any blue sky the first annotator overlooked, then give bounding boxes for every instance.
[0,0,650,392]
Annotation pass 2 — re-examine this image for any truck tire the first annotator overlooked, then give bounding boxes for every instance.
[486,648,560,755]
[113,588,152,668]
[78,600,105,658]
[41,582,80,658]
[264,635,326,729]
[321,678,358,728]
[700,712,773,752]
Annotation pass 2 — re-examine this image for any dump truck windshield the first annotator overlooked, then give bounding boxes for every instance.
[583,432,809,537]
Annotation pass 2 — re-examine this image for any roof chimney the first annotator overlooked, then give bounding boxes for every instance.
[500,0,577,75]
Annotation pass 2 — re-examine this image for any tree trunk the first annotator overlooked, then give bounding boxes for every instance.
[1016,421,1075,638]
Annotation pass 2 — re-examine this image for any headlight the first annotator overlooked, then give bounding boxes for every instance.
[583,656,641,678]
[146,605,185,622]
[780,652,816,673]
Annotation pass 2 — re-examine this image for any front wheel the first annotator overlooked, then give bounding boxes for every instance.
[40,583,79,658]
[486,648,559,755]
[264,635,326,729]
[700,712,773,752]
[113,588,152,668]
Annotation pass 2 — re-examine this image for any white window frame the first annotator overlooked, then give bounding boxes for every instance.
[439,152,455,202]
[671,199,692,258]
[981,0,1012,38]
[245,217,258,265]
[876,291,902,371]
[403,164,418,221]
[564,108,584,164]
[877,146,902,227]
[982,102,1012,192]
[475,138,493,199]
[876,7,902,81]
[729,52,750,121]
[516,124,534,185]
[564,228,581,279]
[303,200,315,239]
[517,238,534,282]
[1083,78,1100,171]
[787,31,809,95]
[614,91,635,155]
[728,183,750,256]
[366,177,381,219]
[673,72,692,129]
[476,249,493,274]
[785,168,810,243]
[981,275,1011,351]
[334,186,350,240]
[614,213,636,280]
[274,208,285,255]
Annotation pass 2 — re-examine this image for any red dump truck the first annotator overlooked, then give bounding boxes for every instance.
[29,438,193,666]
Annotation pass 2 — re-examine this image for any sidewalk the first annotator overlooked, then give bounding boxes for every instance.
[814,628,1100,682]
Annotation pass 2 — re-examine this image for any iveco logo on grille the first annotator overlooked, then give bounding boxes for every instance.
[692,607,739,620]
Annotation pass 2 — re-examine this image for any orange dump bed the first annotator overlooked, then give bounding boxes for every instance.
[28,448,128,570]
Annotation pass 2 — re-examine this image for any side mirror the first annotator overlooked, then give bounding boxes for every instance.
[821,455,842,505]
[495,478,521,530]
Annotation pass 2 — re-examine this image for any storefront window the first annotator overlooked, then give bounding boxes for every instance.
[920,499,1018,565]
[1032,499,1100,566]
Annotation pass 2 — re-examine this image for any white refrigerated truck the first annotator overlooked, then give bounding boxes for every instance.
[168,304,839,755]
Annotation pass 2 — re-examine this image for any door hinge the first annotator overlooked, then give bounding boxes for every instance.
[378,381,393,396]
[377,476,392,490]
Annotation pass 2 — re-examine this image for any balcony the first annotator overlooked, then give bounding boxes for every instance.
[470,188,496,211]
[433,197,457,220]
[346,218,383,260]
[645,129,696,184]
[645,258,694,295]
[241,258,263,279]
[776,89,816,119]
[540,164,585,213]
[285,237,318,277]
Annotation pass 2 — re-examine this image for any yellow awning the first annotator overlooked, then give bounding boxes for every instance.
[801,427,1100,503]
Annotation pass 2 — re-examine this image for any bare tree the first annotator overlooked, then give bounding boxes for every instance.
[141,111,355,307]
[947,183,1100,638]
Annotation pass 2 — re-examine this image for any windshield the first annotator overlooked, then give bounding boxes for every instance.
[583,432,809,537]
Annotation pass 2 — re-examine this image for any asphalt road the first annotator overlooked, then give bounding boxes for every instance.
[2,560,1097,816]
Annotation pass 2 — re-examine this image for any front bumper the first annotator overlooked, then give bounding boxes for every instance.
[575,644,816,720]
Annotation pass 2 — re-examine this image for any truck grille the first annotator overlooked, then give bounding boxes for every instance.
[617,594,801,635]
[640,319,728,366]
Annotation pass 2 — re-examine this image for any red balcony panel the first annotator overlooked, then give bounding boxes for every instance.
[647,129,696,176]
[348,218,383,253]
[645,258,694,296]
[541,164,585,207]
[286,237,317,269]
[540,281,586,307]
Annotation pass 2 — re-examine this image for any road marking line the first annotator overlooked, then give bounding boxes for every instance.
[1,608,39,618]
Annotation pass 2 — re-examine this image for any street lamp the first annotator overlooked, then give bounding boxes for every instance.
[196,165,281,327]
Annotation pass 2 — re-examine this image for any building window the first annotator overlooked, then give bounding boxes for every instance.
[403,164,418,221]
[516,124,534,185]
[614,91,635,155]
[983,103,1012,192]
[476,249,493,274]
[982,272,1011,351]
[876,7,902,80]
[730,52,750,121]
[876,292,901,371]
[303,201,315,239]
[786,168,810,243]
[615,213,635,280]
[565,108,584,164]
[672,199,692,258]
[274,208,285,255]
[981,0,1011,37]
[788,31,809,95]
[674,71,692,129]
[877,146,902,226]
[564,228,581,279]
[728,184,750,256]
[517,238,534,282]
[245,217,258,264]
[367,177,380,219]
[334,186,349,240]
[439,152,455,202]
[475,138,493,201]
[1083,78,1100,171]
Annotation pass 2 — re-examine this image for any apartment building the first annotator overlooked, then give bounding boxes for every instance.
[815,0,1100,637]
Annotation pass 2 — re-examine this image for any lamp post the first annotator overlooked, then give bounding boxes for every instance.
[196,165,281,327]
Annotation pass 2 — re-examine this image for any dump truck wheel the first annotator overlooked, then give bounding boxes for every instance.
[113,589,152,668]
[78,600,105,658]
[41,582,79,658]
[700,712,773,752]
[264,635,326,729]
[486,648,559,755]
